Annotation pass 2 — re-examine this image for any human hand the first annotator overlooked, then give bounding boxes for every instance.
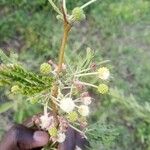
[0,124,49,150]
[0,124,88,150]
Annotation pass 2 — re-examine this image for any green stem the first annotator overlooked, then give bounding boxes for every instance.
[48,0,63,16]
[81,0,97,9]
[57,23,71,73]
[63,0,67,15]
[75,72,98,77]
[80,81,98,88]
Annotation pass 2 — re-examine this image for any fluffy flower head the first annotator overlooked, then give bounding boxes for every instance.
[98,67,110,80]
[40,114,53,130]
[57,132,66,143]
[60,98,75,113]
[82,96,92,105]
[78,105,89,117]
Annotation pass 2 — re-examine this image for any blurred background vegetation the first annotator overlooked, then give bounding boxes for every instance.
[0,0,150,149]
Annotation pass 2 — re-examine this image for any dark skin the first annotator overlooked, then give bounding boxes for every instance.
[0,120,88,150]
[0,124,49,150]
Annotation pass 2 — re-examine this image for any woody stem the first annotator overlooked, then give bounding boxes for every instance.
[50,16,71,123]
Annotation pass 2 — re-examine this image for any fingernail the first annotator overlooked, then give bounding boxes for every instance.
[33,131,49,144]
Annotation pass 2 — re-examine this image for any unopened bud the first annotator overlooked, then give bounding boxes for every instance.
[40,63,52,74]
[67,111,78,122]
[97,84,109,94]
[72,7,86,21]
[48,127,58,137]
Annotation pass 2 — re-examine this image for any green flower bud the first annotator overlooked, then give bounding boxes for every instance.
[67,111,78,122]
[72,7,85,21]
[48,127,58,137]
[11,85,20,94]
[40,63,52,75]
[97,84,109,94]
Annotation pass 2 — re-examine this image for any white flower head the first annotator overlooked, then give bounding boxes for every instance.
[78,105,89,117]
[57,132,66,143]
[40,114,53,130]
[82,96,92,105]
[98,67,110,80]
[60,97,75,113]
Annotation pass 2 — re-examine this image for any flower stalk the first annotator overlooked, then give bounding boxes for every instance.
[75,72,98,77]
[48,0,62,16]
[81,0,97,9]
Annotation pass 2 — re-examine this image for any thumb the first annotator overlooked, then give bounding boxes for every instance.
[0,124,49,150]
[16,125,49,149]
[31,131,49,148]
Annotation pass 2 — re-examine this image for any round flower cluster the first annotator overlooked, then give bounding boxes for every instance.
[97,67,110,80]
[40,63,52,75]
[40,114,53,129]
[82,96,92,105]
[57,132,66,143]
[72,7,86,21]
[98,84,109,94]
[78,105,89,117]
[48,127,58,137]
[60,98,75,113]
[67,111,78,122]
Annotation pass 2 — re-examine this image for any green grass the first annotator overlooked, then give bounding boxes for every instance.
[0,0,150,149]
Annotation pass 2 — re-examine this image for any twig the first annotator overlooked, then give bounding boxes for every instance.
[63,0,67,15]
[81,0,97,9]
[50,2,72,124]
[48,0,63,16]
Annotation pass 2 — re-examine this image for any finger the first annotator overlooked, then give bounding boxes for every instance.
[58,127,76,150]
[0,124,49,150]
[15,125,49,149]
[0,125,18,150]
[31,131,49,148]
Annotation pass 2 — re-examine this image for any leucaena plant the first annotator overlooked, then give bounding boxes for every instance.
[0,0,112,149]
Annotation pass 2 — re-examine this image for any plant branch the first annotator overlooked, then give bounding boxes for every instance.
[57,5,71,73]
[50,5,72,124]
[63,0,67,15]
[57,23,71,73]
